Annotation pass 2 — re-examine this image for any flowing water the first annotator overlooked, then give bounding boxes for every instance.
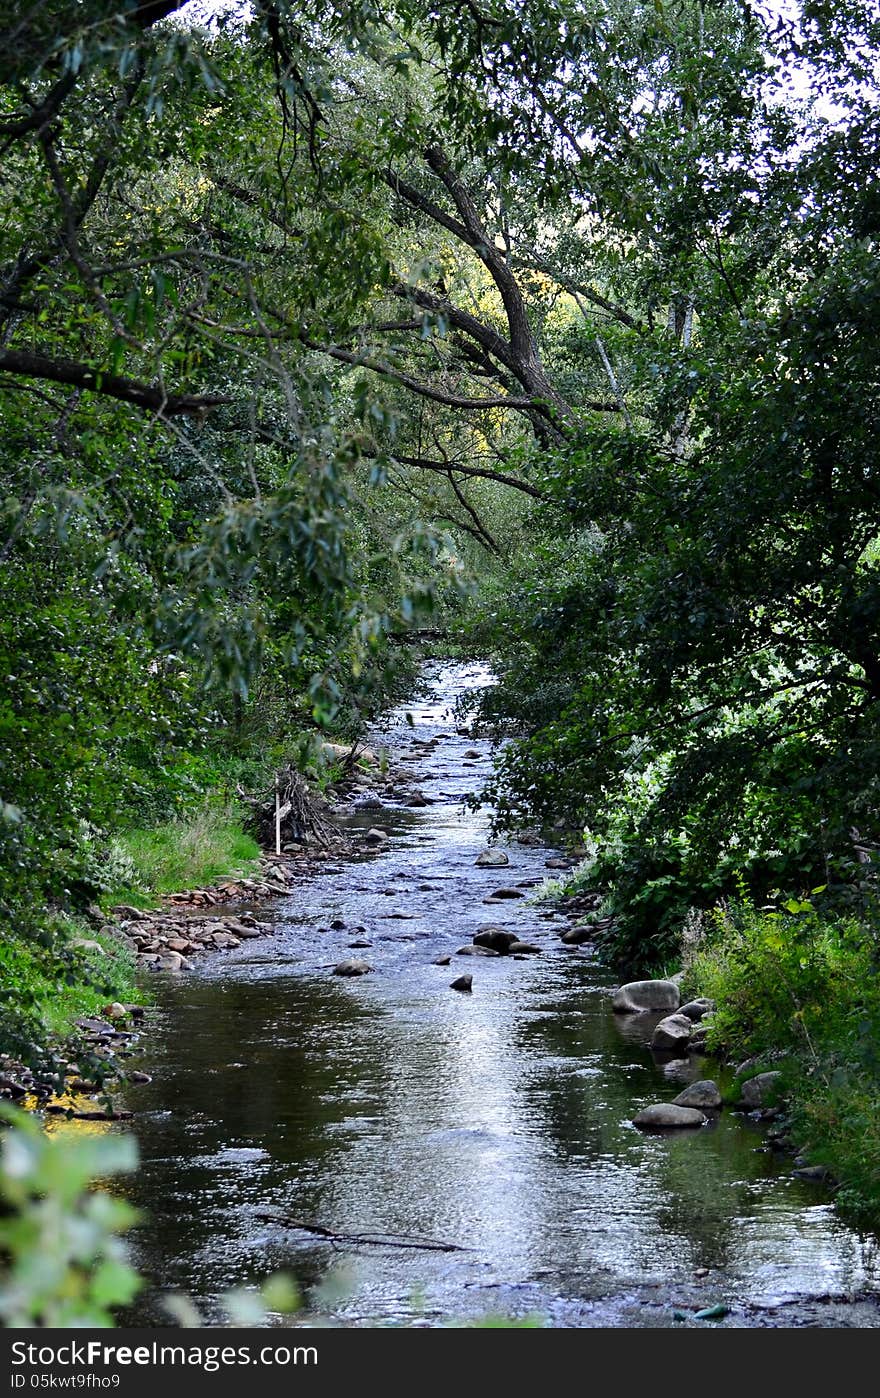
[117,663,880,1327]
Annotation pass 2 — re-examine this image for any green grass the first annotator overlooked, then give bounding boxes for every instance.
[101,805,261,907]
[0,918,145,1053]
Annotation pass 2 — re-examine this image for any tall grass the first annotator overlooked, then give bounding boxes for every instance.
[104,805,261,906]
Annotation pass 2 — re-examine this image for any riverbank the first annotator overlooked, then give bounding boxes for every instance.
[0,729,452,1113]
[548,873,880,1231]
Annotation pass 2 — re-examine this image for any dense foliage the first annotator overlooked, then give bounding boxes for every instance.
[3,0,880,1108]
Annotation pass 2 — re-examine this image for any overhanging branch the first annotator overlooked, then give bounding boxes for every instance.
[0,349,230,418]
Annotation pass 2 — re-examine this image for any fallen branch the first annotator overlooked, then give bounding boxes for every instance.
[256,1212,470,1252]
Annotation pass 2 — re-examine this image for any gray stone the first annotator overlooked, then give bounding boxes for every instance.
[475,849,510,867]
[679,997,716,1022]
[432,955,452,966]
[508,941,542,954]
[333,959,373,977]
[650,1013,693,1051]
[740,1071,784,1108]
[473,928,519,953]
[673,1080,722,1110]
[157,951,191,972]
[561,926,592,945]
[612,979,681,1014]
[364,828,389,844]
[633,1103,707,1130]
[792,1164,830,1181]
[456,944,500,957]
[450,974,473,993]
[689,1024,711,1053]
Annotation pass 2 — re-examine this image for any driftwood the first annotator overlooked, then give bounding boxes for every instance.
[256,1212,469,1253]
[242,766,336,850]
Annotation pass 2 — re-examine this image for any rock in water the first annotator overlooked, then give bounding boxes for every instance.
[673,1080,722,1110]
[633,1104,707,1130]
[508,941,542,954]
[679,997,716,1022]
[450,975,473,992]
[364,828,389,845]
[432,955,452,966]
[473,927,519,952]
[475,849,509,867]
[561,926,592,945]
[333,959,373,977]
[651,1013,693,1051]
[740,1071,784,1108]
[456,944,500,957]
[612,979,681,1014]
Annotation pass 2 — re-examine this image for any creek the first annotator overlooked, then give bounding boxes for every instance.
[121,662,880,1327]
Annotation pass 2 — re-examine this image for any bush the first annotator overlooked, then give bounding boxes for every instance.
[685,896,880,1224]
[0,1105,141,1327]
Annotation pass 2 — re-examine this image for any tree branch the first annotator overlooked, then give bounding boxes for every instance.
[0,348,230,418]
[299,336,555,414]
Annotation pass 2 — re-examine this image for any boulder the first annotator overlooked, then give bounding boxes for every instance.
[612,979,681,1014]
[650,1013,693,1052]
[157,951,191,972]
[432,955,452,966]
[364,828,389,845]
[475,849,510,868]
[332,959,373,977]
[473,928,519,953]
[508,941,542,954]
[673,1080,722,1110]
[561,926,592,945]
[792,1164,831,1182]
[450,975,473,993]
[679,997,716,1022]
[456,944,500,957]
[633,1104,707,1130]
[485,887,524,900]
[740,1071,784,1108]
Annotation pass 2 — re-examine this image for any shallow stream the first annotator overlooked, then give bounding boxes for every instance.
[120,663,880,1327]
